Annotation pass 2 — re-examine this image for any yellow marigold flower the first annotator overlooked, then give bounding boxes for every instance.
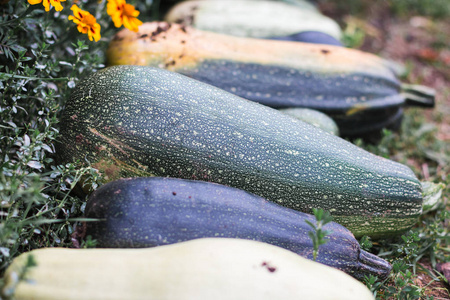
[68,4,101,42]
[28,0,65,12]
[107,0,143,32]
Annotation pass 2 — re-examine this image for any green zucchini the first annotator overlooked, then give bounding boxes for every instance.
[106,22,435,138]
[279,108,339,135]
[84,177,392,280]
[164,0,342,39]
[1,239,375,300]
[55,65,423,238]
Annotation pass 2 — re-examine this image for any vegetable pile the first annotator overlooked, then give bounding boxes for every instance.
[1,0,447,299]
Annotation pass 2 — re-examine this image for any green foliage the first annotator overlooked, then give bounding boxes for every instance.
[357,110,449,299]
[353,109,449,178]
[305,208,333,261]
[389,0,450,19]
[365,219,449,299]
[359,236,373,252]
[341,20,366,48]
[81,235,98,249]
[0,0,152,278]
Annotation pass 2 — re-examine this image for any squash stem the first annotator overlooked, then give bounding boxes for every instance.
[401,84,435,108]
[358,249,392,281]
[421,181,445,213]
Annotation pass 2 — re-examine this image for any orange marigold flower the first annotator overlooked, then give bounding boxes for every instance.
[28,0,65,12]
[68,4,101,42]
[107,0,143,32]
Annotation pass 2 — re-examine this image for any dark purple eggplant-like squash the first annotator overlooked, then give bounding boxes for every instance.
[84,177,392,281]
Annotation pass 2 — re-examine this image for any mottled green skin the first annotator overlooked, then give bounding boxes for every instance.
[56,65,423,238]
[177,60,403,138]
[278,108,339,135]
[181,60,401,111]
[85,177,392,280]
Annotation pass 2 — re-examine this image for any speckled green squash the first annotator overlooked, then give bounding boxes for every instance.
[55,65,423,238]
[106,22,434,138]
[279,108,339,135]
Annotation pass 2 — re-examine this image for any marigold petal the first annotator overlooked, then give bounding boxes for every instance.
[71,18,82,25]
[51,1,64,11]
[132,16,143,31]
[109,0,125,7]
[79,25,89,34]
[89,23,101,42]
[69,6,81,22]
[131,18,143,31]
[123,3,139,17]
[106,5,115,16]
[123,16,142,32]
[28,0,42,5]
[135,17,143,25]
[122,16,133,31]
[42,0,51,11]
[110,14,123,28]
[70,4,82,14]
[107,0,123,16]
[68,5,102,42]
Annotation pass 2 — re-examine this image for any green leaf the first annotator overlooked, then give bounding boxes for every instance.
[27,161,43,170]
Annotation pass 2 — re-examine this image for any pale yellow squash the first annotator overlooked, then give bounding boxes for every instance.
[2,238,375,300]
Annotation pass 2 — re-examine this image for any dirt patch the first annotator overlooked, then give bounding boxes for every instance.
[415,259,450,299]
[319,2,450,143]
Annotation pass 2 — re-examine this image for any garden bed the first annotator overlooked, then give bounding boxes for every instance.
[0,0,449,299]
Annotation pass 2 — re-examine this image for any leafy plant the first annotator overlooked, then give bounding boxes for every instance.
[341,17,366,48]
[359,235,373,252]
[305,208,333,261]
[0,0,154,279]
